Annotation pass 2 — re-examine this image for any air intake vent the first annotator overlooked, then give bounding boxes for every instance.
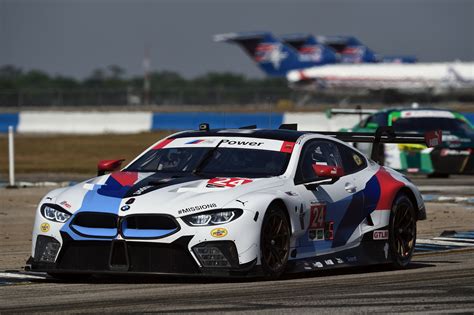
[70,212,118,238]
[122,215,180,239]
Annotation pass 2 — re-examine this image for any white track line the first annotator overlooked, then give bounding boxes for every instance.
[0,272,47,280]
[417,239,474,247]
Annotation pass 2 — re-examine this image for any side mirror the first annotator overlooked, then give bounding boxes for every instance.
[366,122,379,129]
[97,159,125,176]
[312,164,344,179]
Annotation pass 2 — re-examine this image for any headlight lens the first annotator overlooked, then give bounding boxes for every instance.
[41,204,72,223]
[182,209,243,226]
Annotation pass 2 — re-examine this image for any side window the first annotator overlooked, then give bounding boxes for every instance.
[363,113,387,127]
[336,143,367,174]
[296,140,343,183]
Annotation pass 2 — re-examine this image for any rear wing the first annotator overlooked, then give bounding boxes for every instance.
[325,108,378,119]
[313,127,442,164]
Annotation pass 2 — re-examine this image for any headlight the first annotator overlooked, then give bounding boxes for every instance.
[40,204,72,223]
[182,209,243,226]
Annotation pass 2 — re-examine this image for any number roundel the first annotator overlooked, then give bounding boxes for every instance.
[207,177,253,188]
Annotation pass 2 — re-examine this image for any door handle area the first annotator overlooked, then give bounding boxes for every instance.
[345,182,357,193]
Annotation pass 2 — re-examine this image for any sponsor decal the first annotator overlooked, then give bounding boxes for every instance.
[221,139,264,147]
[440,149,471,156]
[324,259,334,266]
[185,139,216,145]
[59,201,71,209]
[335,257,344,264]
[401,110,454,119]
[353,154,363,166]
[40,223,50,233]
[133,185,154,196]
[285,191,298,196]
[346,256,358,263]
[325,221,334,240]
[236,199,248,207]
[407,168,419,173]
[178,203,217,215]
[312,261,324,268]
[309,228,325,241]
[210,227,228,238]
[121,205,130,211]
[125,198,135,205]
[373,230,389,240]
[207,177,253,188]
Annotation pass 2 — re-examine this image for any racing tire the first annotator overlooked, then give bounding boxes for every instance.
[47,272,91,281]
[389,193,417,268]
[260,205,290,279]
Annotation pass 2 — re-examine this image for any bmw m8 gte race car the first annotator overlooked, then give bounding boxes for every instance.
[27,125,440,279]
[328,107,474,176]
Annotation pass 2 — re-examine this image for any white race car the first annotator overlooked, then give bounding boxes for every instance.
[27,124,439,279]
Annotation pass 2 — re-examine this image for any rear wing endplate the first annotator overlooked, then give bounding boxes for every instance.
[314,127,442,164]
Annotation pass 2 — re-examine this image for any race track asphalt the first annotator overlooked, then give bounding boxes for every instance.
[1,249,473,314]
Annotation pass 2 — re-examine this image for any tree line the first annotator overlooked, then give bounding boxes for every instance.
[0,64,288,92]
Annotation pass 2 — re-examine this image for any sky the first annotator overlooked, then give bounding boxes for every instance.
[1,0,473,79]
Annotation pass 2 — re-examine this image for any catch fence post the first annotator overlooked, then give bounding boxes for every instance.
[7,125,17,188]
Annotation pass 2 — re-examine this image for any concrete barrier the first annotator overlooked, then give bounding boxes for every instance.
[17,111,152,134]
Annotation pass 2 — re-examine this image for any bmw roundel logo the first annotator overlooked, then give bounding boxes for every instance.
[121,205,130,211]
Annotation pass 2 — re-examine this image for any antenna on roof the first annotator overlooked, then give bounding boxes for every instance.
[279,123,298,130]
[199,123,210,131]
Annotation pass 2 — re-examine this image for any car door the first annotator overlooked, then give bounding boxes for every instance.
[294,139,367,257]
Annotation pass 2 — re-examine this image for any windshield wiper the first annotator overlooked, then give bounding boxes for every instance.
[193,139,224,175]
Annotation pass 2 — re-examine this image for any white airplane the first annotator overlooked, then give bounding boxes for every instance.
[287,62,474,94]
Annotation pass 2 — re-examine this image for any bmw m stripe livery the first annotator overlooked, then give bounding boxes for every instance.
[28,127,431,278]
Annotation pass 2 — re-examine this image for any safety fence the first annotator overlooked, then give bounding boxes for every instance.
[1,111,474,134]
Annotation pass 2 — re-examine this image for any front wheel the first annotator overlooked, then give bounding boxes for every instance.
[260,205,290,279]
[389,193,417,268]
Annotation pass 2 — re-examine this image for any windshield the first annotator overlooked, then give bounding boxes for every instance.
[126,147,291,178]
[393,118,474,135]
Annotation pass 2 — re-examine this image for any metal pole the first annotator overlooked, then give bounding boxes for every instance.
[8,125,16,188]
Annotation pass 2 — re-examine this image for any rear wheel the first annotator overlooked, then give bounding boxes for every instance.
[260,205,290,279]
[389,193,417,268]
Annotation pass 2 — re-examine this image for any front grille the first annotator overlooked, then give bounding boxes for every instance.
[122,215,180,239]
[70,212,118,238]
[56,236,199,273]
[73,212,117,228]
[69,213,180,239]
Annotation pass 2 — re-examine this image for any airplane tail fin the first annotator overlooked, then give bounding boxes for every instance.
[318,35,378,63]
[280,33,338,65]
[214,32,335,77]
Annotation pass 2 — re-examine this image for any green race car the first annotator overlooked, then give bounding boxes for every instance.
[328,107,474,176]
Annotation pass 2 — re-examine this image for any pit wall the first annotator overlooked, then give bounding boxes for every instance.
[1,111,474,134]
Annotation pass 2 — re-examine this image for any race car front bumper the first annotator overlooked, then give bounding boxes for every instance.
[27,233,257,276]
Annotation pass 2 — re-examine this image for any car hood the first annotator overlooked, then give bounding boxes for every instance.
[51,172,285,217]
